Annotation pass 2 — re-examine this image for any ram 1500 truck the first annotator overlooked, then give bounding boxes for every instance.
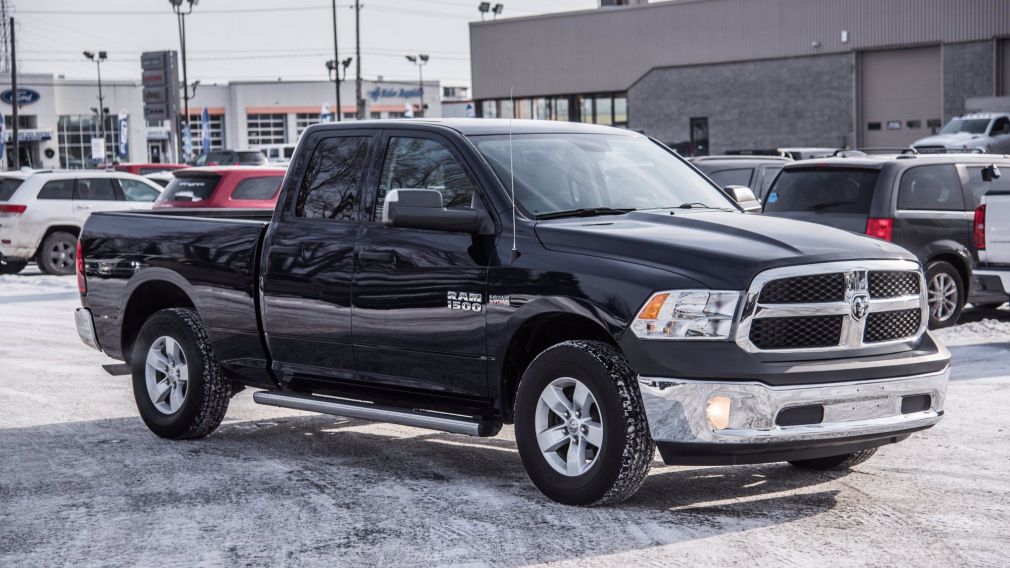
[75,119,950,506]
[974,186,1010,306]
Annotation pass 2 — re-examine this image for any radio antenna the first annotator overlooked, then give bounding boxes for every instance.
[508,84,520,263]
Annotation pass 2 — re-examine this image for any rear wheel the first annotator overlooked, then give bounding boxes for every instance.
[514,340,654,506]
[131,308,230,439]
[37,231,77,275]
[925,261,964,329]
[0,259,27,274]
[789,448,878,470]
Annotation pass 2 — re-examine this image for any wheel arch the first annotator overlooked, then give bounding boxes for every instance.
[33,225,81,259]
[925,250,970,292]
[121,278,197,365]
[497,310,619,423]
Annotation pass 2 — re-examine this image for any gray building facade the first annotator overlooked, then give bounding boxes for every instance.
[469,0,1010,154]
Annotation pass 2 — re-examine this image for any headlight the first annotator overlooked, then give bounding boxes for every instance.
[630,290,740,340]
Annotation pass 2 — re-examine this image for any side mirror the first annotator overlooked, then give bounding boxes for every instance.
[982,164,1002,182]
[383,188,494,235]
[725,185,762,213]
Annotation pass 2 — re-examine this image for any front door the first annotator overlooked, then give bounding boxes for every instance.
[353,131,493,397]
[260,130,376,383]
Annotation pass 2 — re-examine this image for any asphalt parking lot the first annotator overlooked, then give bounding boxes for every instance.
[2,268,1009,567]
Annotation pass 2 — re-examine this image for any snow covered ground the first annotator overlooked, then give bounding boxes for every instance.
[1,267,1008,567]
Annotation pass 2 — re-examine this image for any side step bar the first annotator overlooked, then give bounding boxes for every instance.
[252,391,499,437]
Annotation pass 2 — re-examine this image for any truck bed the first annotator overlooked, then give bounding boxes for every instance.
[80,209,272,385]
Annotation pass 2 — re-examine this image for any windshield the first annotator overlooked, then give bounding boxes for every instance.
[940,118,991,135]
[764,168,879,214]
[470,134,733,217]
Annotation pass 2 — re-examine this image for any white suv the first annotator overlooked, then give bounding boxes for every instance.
[0,170,162,275]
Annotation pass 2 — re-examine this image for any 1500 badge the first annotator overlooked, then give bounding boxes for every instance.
[447,291,483,311]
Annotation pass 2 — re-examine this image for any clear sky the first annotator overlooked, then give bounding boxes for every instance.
[12,0,599,87]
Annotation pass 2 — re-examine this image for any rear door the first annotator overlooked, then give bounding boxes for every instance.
[260,129,376,383]
[763,167,880,233]
[891,164,969,259]
[72,177,122,223]
[352,130,492,397]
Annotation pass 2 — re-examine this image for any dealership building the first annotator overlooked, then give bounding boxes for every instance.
[469,0,1010,154]
[1,74,452,169]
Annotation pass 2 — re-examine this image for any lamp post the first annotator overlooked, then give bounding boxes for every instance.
[326,57,353,121]
[330,0,341,121]
[404,54,429,118]
[83,50,108,163]
[478,2,489,20]
[170,0,198,162]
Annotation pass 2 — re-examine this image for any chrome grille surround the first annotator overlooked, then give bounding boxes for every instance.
[736,260,928,354]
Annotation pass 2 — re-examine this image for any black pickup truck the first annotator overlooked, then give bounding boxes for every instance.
[75,119,950,506]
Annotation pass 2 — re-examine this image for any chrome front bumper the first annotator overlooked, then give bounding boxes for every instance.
[638,367,948,447]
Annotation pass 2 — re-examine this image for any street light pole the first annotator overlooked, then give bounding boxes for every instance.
[331,0,341,122]
[405,54,429,118]
[354,0,362,120]
[84,50,108,163]
[327,57,352,121]
[170,0,197,162]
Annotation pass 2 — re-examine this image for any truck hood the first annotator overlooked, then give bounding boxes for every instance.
[913,132,986,148]
[534,210,916,289]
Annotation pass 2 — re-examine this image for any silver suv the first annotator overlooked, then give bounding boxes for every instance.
[912,112,1010,154]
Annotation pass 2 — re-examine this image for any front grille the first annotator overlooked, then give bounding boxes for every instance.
[750,315,844,349]
[758,273,845,304]
[864,308,922,343]
[869,271,919,299]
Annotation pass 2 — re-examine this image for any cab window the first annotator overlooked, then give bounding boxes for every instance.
[374,137,478,221]
[295,136,371,220]
[964,165,1010,208]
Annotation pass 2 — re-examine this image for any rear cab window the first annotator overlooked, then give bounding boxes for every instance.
[231,176,283,200]
[160,175,221,203]
[896,165,964,211]
[764,167,880,214]
[0,178,24,201]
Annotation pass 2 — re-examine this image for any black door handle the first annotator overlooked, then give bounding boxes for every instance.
[359,249,395,264]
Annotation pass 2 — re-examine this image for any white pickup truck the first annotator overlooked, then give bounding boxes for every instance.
[975,187,1010,307]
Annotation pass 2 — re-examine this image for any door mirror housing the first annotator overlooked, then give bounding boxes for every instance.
[724,185,762,213]
[382,189,494,235]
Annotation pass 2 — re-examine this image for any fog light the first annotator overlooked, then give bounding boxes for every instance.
[706,396,731,430]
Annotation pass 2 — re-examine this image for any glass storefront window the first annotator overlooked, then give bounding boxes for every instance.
[515,99,532,119]
[614,96,628,127]
[552,97,569,121]
[594,95,613,126]
[579,96,593,123]
[481,100,498,118]
[532,97,548,120]
[499,99,514,119]
[58,114,120,169]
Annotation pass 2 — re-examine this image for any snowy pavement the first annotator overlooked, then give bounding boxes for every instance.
[1,267,1009,567]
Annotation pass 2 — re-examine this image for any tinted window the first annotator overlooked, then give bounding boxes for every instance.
[991,117,1010,136]
[764,168,879,214]
[707,168,753,188]
[238,151,268,165]
[37,179,75,200]
[296,136,370,220]
[120,179,161,202]
[232,176,282,200]
[75,178,118,201]
[206,151,230,164]
[284,147,295,158]
[160,176,220,202]
[897,165,965,211]
[940,118,990,135]
[964,166,1010,209]
[0,178,23,201]
[376,137,477,220]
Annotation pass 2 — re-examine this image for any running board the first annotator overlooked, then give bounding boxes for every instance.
[252,391,497,437]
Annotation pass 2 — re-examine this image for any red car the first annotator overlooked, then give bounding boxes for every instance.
[154,166,286,209]
[113,163,188,175]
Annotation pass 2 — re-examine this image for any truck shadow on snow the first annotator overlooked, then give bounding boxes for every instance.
[1,411,844,564]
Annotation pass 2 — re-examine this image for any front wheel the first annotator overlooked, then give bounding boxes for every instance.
[925,261,964,329]
[789,448,877,470]
[514,340,654,506]
[131,308,230,439]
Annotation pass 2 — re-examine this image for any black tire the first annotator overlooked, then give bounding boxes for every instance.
[925,260,964,329]
[131,308,230,439]
[0,259,27,274]
[788,448,878,470]
[514,340,654,506]
[36,231,77,275]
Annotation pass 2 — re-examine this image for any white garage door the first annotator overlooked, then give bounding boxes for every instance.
[860,47,942,148]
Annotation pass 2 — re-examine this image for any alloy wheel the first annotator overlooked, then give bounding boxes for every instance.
[145,336,189,414]
[48,240,75,271]
[534,376,604,477]
[927,272,958,322]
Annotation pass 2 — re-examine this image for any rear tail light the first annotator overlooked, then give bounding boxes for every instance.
[76,240,87,295]
[865,217,893,241]
[0,204,27,217]
[974,204,986,250]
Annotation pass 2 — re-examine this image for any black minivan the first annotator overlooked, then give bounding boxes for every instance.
[763,153,1010,328]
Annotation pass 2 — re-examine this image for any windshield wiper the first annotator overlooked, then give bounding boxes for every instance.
[536,207,635,220]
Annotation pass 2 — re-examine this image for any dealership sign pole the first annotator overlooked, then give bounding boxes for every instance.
[118,110,129,161]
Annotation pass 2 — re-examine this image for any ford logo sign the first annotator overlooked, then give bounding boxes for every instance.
[1,88,41,106]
